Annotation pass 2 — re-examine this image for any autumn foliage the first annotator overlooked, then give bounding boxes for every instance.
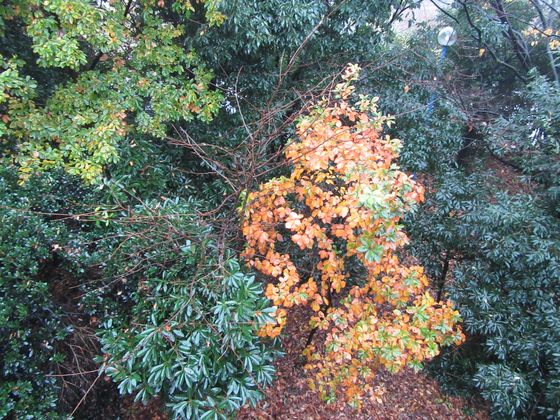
[241,65,464,407]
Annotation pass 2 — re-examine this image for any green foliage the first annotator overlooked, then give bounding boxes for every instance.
[404,111,560,419]
[438,0,560,91]
[0,0,223,183]
[0,56,36,137]
[444,79,560,416]
[179,0,422,190]
[451,194,559,418]
[0,167,97,418]
[194,0,417,92]
[1,4,459,417]
[100,136,196,202]
[95,199,278,419]
[473,364,532,418]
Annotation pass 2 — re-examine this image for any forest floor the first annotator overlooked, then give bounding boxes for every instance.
[237,305,489,420]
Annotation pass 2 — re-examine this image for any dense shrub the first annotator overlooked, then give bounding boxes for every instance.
[96,198,278,419]
[0,168,96,417]
[2,0,559,417]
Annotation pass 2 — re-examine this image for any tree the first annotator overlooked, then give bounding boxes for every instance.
[241,65,464,408]
[170,0,423,210]
[0,0,223,183]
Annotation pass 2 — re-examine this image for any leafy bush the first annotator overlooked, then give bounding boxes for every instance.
[487,74,560,210]
[362,32,468,175]
[96,198,278,419]
[0,168,89,418]
[426,192,560,418]
[242,66,464,408]
[363,7,560,416]
[1,0,223,183]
